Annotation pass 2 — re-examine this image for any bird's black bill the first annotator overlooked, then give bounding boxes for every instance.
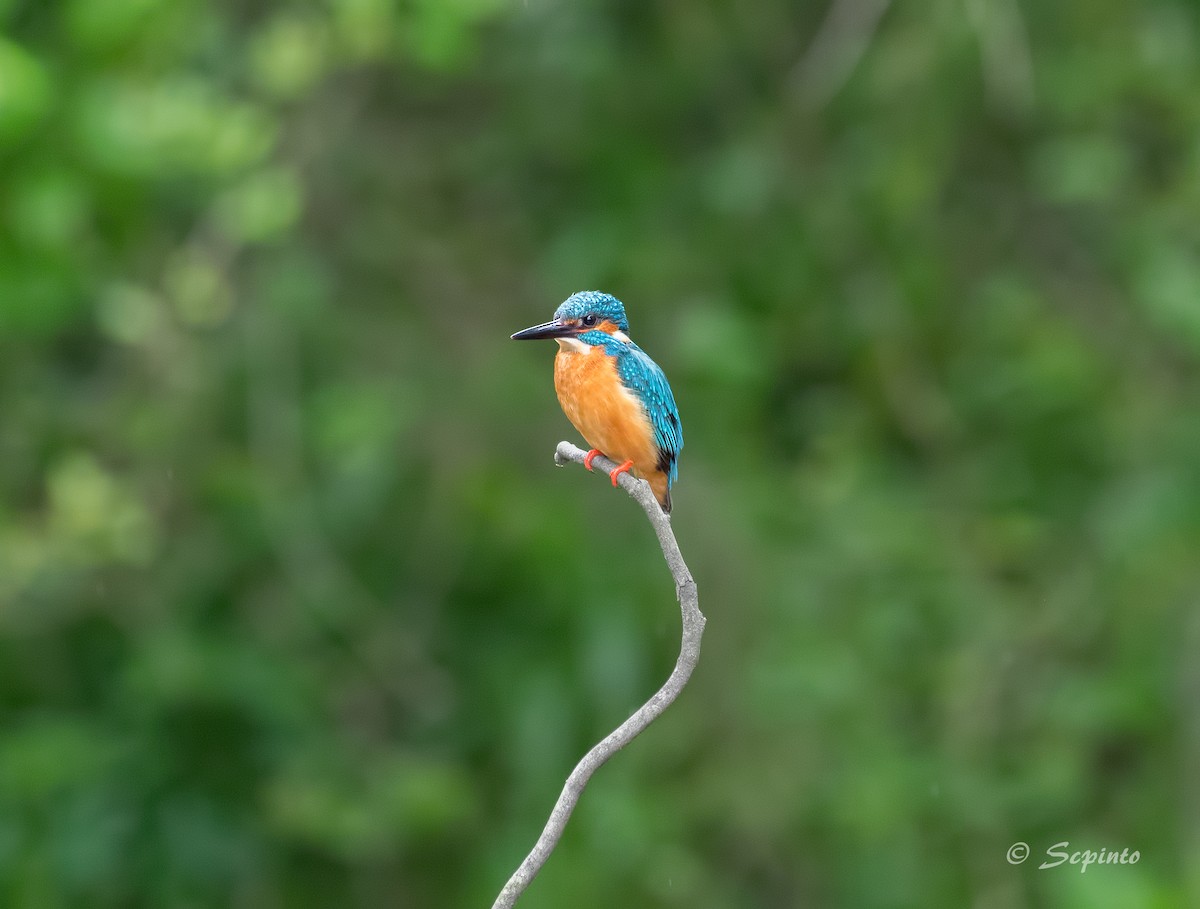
[510,320,575,341]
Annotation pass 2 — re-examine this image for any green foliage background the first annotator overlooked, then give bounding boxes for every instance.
[1,0,1197,906]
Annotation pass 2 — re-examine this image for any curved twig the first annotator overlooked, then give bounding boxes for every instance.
[491,441,705,908]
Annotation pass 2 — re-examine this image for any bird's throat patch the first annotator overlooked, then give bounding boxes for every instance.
[555,337,590,353]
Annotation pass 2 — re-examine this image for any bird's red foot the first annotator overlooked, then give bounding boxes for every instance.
[609,459,634,486]
[583,449,603,471]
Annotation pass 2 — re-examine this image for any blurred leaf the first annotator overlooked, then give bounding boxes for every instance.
[1133,243,1200,351]
[249,15,331,100]
[407,0,506,69]
[164,244,234,327]
[333,0,397,60]
[96,282,166,345]
[213,166,303,244]
[0,717,123,801]
[0,259,82,334]
[74,78,277,175]
[64,0,173,51]
[1032,135,1132,204]
[0,38,52,143]
[6,169,88,251]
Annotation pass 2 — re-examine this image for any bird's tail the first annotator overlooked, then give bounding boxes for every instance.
[649,473,672,514]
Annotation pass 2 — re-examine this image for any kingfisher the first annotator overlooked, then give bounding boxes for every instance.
[512,291,683,513]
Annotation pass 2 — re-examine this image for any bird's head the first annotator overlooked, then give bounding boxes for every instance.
[511,291,630,346]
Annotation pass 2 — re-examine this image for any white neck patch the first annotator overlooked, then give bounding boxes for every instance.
[611,330,631,344]
[555,337,590,353]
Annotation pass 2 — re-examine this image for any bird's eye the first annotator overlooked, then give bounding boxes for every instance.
[581,314,598,327]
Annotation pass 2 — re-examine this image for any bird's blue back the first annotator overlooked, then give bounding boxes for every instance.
[576,331,683,486]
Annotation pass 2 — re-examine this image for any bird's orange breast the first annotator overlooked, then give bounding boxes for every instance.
[554,344,660,483]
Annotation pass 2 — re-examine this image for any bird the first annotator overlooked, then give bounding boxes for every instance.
[512,291,683,513]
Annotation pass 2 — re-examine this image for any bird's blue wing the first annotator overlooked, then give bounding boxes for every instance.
[616,344,683,485]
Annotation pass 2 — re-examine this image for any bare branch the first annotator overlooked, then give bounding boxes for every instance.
[790,0,893,107]
[966,0,1036,118]
[491,441,706,908]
